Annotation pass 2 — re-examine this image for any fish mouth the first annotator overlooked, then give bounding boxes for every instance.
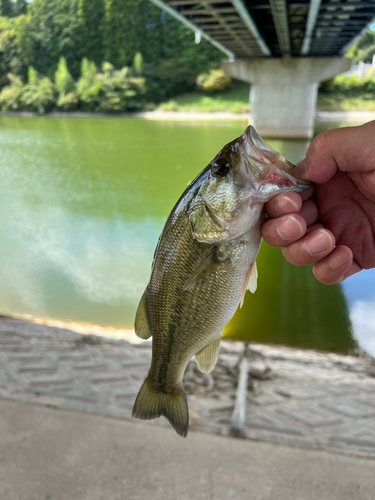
[238,126,312,196]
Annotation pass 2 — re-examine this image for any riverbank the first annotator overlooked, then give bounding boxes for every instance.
[1,109,375,122]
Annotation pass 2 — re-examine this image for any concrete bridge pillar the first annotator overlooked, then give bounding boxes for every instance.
[222,58,351,139]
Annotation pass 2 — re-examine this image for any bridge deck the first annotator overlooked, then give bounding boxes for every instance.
[153,0,375,58]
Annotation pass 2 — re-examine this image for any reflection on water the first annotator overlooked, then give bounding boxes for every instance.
[0,116,371,354]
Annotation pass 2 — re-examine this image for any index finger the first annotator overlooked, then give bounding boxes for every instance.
[264,188,314,218]
[297,120,375,184]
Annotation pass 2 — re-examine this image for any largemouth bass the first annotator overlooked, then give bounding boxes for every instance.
[132,126,311,437]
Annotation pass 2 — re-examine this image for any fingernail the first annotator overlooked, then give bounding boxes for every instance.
[275,216,303,239]
[277,197,299,214]
[305,230,333,255]
[293,159,308,180]
[329,248,352,270]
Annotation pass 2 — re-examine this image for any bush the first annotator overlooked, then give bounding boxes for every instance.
[0,58,145,113]
[159,100,179,111]
[55,57,75,96]
[142,59,196,103]
[197,69,231,94]
[0,73,23,110]
[57,91,79,110]
[320,74,375,98]
[77,60,145,112]
[20,67,56,113]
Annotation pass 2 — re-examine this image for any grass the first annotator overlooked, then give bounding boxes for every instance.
[158,80,375,114]
[158,80,249,114]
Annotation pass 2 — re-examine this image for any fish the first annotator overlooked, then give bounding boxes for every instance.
[132,126,311,437]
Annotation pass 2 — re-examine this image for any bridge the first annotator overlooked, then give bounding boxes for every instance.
[149,0,375,137]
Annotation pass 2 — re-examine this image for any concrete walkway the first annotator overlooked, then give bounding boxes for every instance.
[1,397,374,500]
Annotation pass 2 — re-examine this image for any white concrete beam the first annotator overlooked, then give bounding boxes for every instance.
[230,0,271,56]
[301,0,322,55]
[269,0,291,58]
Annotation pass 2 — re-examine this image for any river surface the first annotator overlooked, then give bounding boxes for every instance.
[0,116,374,354]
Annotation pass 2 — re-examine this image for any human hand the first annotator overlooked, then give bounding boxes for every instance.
[262,120,375,285]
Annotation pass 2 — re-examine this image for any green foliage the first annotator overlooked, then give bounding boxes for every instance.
[347,30,375,64]
[27,66,38,85]
[158,80,249,114]
[77,60,145,112]
[26,0,82,78]
[142,59,196,103]
[55,56,75,95]
[0,16,27,84]
[76,57,97,97]
[21,67,56,113]
[0,72,23,109]
[320,74,375,98]
[0,0,14,17]
[57,90,79,110]
[78,0,104,66]
[197,69,232,94]
[14,1,27,16]
[133,51,143,76]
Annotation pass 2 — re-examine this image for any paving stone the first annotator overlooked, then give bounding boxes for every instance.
[275,385,325,400]
[321,398,375,418]
[246,410,304,435]
[278,403,343,428]
[8,355,44,363]
[18,365,57,374]
[72,363,108,371]
[354,394,375,407]
[91,375,130,384]
[330,426,375,449]
[29,376,74,387]
[1,316,375,456]
[58,354,91,362]
[248,390,286,406]
[0,346,33,352]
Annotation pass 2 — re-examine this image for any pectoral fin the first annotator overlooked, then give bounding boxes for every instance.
[239,261,258,308]
[195,335,221,373]
[182,247,229,291]
[134,291,152,339]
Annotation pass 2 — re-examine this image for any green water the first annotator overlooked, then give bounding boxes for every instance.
[0,116,358,352]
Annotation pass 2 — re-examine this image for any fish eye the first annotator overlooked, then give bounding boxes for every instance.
[212,159,230,177]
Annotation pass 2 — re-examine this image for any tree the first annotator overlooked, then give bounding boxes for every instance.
[103,0,162,68]
[14,0,28,15]
[0,0,14,17]
[0,16,27,85]
[78,0,104,66]
[55,56,74,95]
[347,29,375,64]
[27,0,82,78]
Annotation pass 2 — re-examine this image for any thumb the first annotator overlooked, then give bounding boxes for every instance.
[295,121,375,184]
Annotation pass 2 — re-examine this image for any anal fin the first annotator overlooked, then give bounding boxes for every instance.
[134,290,152,339]
[247,260,258,294]
[239,261,258,308]
[195,335,221,373]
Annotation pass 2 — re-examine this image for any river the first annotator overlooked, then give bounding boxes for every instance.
[0,116,374,354]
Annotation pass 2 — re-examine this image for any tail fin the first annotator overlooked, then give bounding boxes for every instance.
[132,376,189,438]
